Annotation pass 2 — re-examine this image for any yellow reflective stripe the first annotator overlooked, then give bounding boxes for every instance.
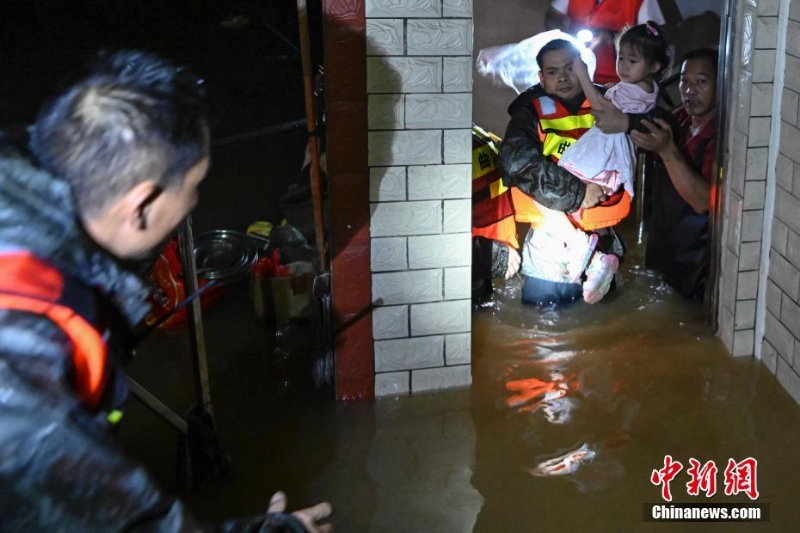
[107,410,124,424]
[489,177,509,198]
[539,114,595,131]
[472,144,498,179]
[542,133,577,159]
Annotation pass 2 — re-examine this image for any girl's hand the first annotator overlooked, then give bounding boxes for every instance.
[572,56,589,78]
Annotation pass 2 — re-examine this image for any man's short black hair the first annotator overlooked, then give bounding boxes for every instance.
[682,48,719,78]
[30,50,209,218]
[536,39,580,71]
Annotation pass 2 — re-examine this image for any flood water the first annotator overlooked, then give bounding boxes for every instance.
[129,220,799,533]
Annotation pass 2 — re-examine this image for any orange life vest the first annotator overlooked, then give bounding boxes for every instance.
[566,0,643,32]
[0,252,107,408]
[513,94,631,231]
[472,126,519,249]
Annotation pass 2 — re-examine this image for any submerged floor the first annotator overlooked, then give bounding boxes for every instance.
[122,219,800,532]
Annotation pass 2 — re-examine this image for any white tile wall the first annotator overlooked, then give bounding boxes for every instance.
[769,252,800,300]
[443,0,472,18]
[733,329,755,357]
[756,16,779,48]
[367,57,442,93]
[408,164,471,199]
[443,57,473,92]
[780,295,800,333]
[407,20,472,56]
[370,166,407,202]
[776,357,800,404]
[765,311,795,359]
[405,93,472,129]
[445,332,470,365]
[371,237,408,272]
[410,300,471,335]
[367,0,473,396]
[735,300,757,329]
[372,269,443,305]
[371,200,442,236]
[366,0,440,18]
[761,339,779,374]
[375,371,411,397]
[443,129,472,163]
[373,305,410,339]
[741,210,764,242]
[444,266,472,300]
[782,87,799,123]
[375,335,444,372]
[408,233,472,268]
[443,199,471,233]
[369,130,442,166]
[788,20,800,56]
[753,49,777,82]
[412,364,471,393]
[758,0,780,16]
[369,94,405,130]
[367,19,405,56]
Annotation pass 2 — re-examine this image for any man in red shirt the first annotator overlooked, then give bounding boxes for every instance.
[629,48,718,298]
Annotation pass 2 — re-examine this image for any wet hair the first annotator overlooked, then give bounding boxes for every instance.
[682,48,718,78]
[30,50,209,218]
[536,39,580,70]
[616,21,671,82]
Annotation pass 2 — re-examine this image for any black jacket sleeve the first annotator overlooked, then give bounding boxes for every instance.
[496,91,587,214]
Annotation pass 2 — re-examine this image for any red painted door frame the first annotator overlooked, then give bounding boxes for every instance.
[321,0,373,400]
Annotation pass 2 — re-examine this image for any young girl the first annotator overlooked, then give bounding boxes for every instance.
[534,21,670,303]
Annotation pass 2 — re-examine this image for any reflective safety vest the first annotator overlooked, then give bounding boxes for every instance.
[514,94,631,231]
[0,252,107,408]
[472,125,519,249]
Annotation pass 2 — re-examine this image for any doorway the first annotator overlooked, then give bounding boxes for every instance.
[472,0,727,324]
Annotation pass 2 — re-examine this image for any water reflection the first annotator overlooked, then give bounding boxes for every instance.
[181,231,800,532]
[467,225,800,531]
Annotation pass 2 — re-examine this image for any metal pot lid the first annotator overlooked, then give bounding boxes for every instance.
[193,230,259,280]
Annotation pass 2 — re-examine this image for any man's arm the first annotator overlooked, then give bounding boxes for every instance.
[630,118,711,213]
[496,99,588,213]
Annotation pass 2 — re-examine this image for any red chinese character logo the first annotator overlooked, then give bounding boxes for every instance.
[651,455,684,502]
[686,458,718,497]
[723,457,759,500]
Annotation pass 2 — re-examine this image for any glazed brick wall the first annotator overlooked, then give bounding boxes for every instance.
[366,0,473,396]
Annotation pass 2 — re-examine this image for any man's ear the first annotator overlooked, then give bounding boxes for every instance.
[538,70,545,84]
[121,180,164,231]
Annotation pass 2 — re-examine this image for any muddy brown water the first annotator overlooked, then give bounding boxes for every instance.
[124,223,800,532]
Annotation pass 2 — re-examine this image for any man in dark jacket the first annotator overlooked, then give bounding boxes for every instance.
[496,38,676,306]
[0,50,331,532]
[496,38,621,306]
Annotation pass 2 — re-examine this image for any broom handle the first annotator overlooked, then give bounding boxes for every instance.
[297,0,327,272]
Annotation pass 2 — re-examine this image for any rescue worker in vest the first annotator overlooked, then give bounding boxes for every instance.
[545,0,666,84]
[497,38,626,306]
[472,126,522,302]
[0,50,331,532]
[496,37,677,306]
[629,48,718,298]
